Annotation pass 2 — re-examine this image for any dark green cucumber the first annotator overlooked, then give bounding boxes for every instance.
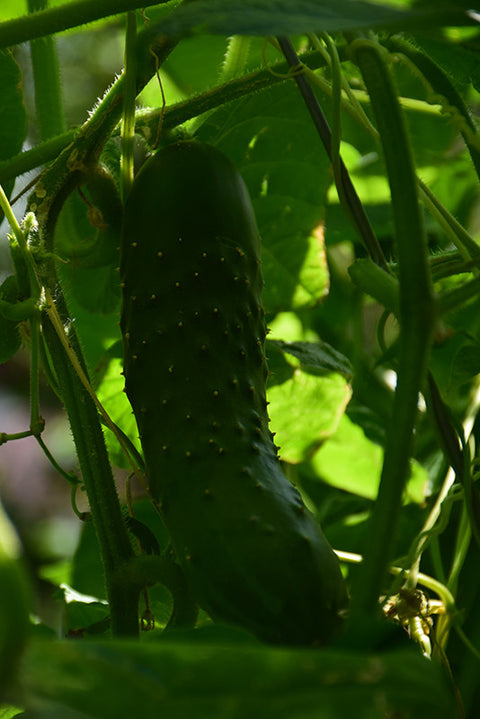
[120,140,348,645]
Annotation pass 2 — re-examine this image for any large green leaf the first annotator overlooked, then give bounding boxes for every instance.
[415,35,480,93]
[198,82,331,312]
[0,0,474,58]
[55,191,121,316]
[0,49,26,219]
[0,1,25,21]
[266,340,352,463]
[0,276,22,365]
[152,0,474,38]
[310,414,428,504]
[22,638,455,719]
[51,188,122,381]
[95,349,140,470]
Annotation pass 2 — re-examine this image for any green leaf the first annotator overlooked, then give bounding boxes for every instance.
[266,340,352,463]
[69,521,107,601]
[451,341,480,385]
[310,414,428,503]
[63,598,109,636]
[70,501,170,603]
[416,36,480,93]
[0,277,22,365]
[198,83,331,312]
[152,0,473,38]
[0,706,23,719]
[151,35,230,99]
[55,192,120,316]
[37,559,72,588]
[269,339,353,379]
[0,1,26,21]
[95,352,141,470]
[0,49,26,221]
[0,50,25,158]
[23,639,455,719]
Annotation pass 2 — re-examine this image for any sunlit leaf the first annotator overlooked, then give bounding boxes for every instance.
[311,414,428,503]
[198,83,332,312]
[267,341,352,463]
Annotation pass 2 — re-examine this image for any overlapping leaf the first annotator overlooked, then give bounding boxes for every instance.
[22,638,454,719]
[149,0,474,39]
[266,340,352,462]
[198,82,332,312]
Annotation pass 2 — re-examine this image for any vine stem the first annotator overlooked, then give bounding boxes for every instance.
[348,39,436,619]
[13,12,185,637]
[0,0,167,49]
[335,550,456,611]
[0,183,141,635]
[27,0,66,140]
[42,288,146,490]
[0,49,332,186]
[41,309,139,636]
[276,35,389,271]
[120,11,138,200]
[23,8,188,634]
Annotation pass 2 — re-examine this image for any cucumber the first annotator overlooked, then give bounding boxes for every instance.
[120,140,348,645]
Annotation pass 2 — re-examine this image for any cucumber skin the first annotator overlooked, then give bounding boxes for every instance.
[120,141,348,645]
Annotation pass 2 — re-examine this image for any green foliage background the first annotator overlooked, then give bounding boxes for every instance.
[0,0,479,716]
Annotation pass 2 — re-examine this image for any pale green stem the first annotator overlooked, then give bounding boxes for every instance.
[120,11,138,200]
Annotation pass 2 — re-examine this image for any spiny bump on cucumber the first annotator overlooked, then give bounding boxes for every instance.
[120,140,348,646]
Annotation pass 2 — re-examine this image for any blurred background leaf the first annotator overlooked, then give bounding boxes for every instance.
[23,639,455,719]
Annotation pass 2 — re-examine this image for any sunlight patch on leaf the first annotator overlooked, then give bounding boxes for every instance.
[198,83,332,312]
[311,414,428,503]
[95,353,141,471]
[267,340,352,463]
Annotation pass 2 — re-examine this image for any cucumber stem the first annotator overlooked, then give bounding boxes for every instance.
[41,308,139,636]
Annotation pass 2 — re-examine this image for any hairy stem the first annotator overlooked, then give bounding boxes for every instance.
[41,308,138,636]
[21,10,179,637]
[0,0,168,49]
[0,49,331,186]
